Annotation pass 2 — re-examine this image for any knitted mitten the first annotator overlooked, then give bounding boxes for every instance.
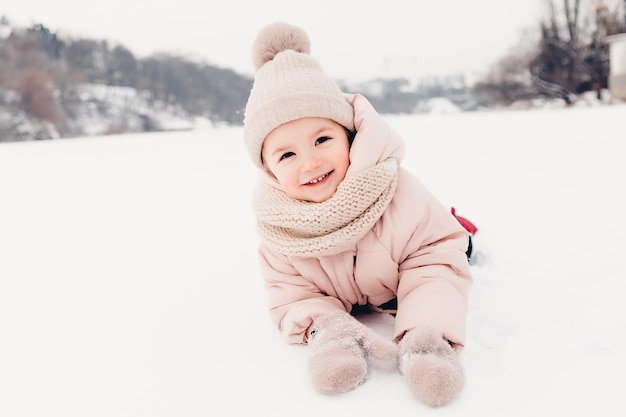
[308,310,398,394]
[398,326,465,407]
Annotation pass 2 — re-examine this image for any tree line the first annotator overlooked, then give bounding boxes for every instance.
[1,1,625,142]
[0,17,253,141]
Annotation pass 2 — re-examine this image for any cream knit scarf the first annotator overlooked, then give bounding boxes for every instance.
[253,158,399,257]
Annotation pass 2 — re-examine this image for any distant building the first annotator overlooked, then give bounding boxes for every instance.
[0,16,11,40]
[606,33,626,100]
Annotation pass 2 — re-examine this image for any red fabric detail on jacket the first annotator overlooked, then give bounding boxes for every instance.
[451,207,478,235]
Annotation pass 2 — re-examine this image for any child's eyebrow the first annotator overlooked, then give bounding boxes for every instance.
[269,145,291,158]
[310,126,330,138]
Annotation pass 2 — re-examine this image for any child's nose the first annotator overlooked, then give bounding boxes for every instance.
[302,155,323,171]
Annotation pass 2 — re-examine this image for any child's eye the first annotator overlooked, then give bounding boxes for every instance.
[315,136,330,145]
[279,151,295,161]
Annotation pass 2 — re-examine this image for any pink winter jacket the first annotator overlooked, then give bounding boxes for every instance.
[256,94,472,348]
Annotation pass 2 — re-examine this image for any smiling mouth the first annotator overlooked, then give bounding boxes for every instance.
[305,171,332,185]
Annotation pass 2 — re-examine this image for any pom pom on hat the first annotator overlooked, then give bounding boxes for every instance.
[252,22,311,70]
[243,22,355,168]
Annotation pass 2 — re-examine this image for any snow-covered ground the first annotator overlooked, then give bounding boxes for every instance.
[1,104,625,416]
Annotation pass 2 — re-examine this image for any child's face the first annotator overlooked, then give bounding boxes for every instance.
[261,117,350,203]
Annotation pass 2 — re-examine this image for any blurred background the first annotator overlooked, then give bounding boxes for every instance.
[0,0,625,143]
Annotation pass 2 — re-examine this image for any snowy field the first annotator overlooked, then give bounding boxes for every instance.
[1,104,625,416]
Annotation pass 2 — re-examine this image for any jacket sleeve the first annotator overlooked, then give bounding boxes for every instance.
[257,244,346,345]
[391,173,473,347]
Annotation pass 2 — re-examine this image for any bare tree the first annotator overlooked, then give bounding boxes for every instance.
[472,29,540,105]
[474,0,625,105]
[14,68,65,127]
[529,0,625,101]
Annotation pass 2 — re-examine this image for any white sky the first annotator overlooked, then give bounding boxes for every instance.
[2,0,546,82]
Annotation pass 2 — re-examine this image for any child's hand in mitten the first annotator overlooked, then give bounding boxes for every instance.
[398,326,465,407]
[307,310,397,394]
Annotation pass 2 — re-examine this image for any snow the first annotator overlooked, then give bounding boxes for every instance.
[415,97,462,114]
[1,104,625,416]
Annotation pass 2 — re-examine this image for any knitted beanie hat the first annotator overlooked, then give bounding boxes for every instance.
[243,22,355,168]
